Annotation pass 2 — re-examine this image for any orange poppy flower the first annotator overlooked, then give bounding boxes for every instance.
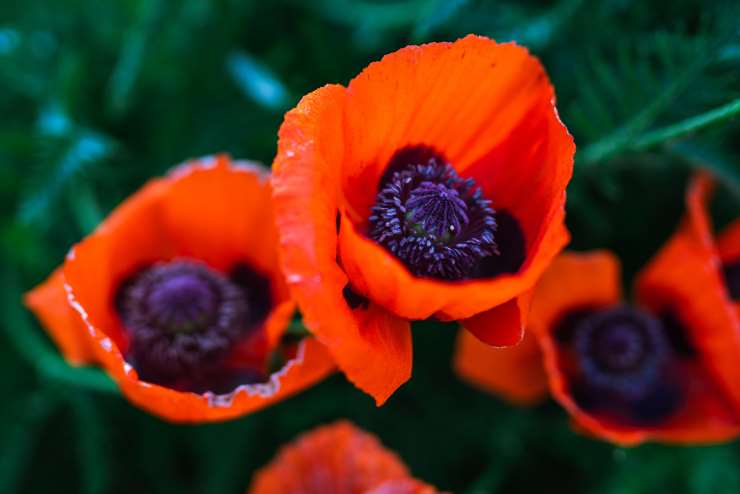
[455,174,740,444]
[25,155,335,422]
[717,204,740,317]
[719,221,740,313]
[248,421,439,494]
[272,35,575,404]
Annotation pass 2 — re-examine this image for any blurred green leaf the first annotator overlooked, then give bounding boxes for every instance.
[227,51,290,111]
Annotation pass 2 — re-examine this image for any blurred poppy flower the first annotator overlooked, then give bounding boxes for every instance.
[272,35,574,404]
[455,242,740,445]
[716,192,740,316]
[455,174,740,444]
[25,155,335,422]
[248,421,439,494]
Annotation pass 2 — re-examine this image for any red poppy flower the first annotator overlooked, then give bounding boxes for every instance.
[716,196,740,317]
[719,221,740,313]
[455,174,740,444]
[272,35,575,404]
[248,421,439,494]
[25,155,335,422]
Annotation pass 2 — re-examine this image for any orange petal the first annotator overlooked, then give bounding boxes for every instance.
[718,219,740,262]
[526,250,622,335]
[635,172,740,418]
[458,291,532,346]
[551,358,740,446]
[88,329,334,422]
[248,421,436,494]
[338,209,570,321]
[718,219,740,315]
[366,480,440,494]
[24,268,96,365]
[160,155,288,302]
[63,177,174,351]
[454,328,547,405]
[273,85,412,404]
[341,35,568,218]
[118,337,334,423]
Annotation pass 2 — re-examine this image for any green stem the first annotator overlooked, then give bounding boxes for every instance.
[632,98,740,151]
[581,97,740,164]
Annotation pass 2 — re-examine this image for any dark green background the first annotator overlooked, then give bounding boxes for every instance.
[2,1,740,492]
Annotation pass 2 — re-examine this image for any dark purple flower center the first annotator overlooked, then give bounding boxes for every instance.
[573,306,668,399]
[117,260,253,389]
[368,154,498,280]
[723,261,740,300]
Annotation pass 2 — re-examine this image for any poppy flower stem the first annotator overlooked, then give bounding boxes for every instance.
[2,273,118,395]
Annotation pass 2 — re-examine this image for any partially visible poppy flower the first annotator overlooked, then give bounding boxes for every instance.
[455,187,740,445]
[273,35,574,404]
[248,421,439,494]
[716,192,740,315]
[719,222,740,309]
[25,155,335,422]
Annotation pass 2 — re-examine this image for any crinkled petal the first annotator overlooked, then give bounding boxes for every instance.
[338,210,568,321]
[458,291,532,347]
[24,268,96,365]
[273,85,412,404]
[248,421,436,494]
[636,172,740,419]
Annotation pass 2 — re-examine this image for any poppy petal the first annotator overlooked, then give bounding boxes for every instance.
[636,173,740,417]
[161,155,285,295]
[248,421,435,494]
[95,330,334,422]
[24,268,96,365]
[528,250,622,335]
[366,479,440,494]
[338,208,569,321]
[63,177,173,351]
[454,329,547,405]
[718,219,740,262]
[273,85,412,404]
[559,357,740,446]
[341,35,564,217]
[718,219,740,315]
[458,292,532,347]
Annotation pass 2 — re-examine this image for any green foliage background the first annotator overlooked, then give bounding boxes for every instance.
[1,0,740,492]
